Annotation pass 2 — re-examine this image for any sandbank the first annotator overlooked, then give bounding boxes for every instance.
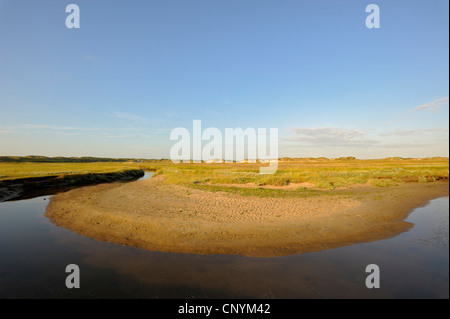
[45,176,449,257]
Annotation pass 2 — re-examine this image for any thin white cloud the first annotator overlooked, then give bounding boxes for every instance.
[376,141,443,148]
[412,97,449,113]
[112,112,149,123]
[100,132,154,139]
[101,133,131,138]
[0,129,16,134]
[23,124,105,131]
[284,127,378,147]
[22,124,139,137]
[381,128,449,137]
[165,112,179,118]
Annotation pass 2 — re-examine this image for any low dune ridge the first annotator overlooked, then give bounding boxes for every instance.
[45,175,449,257]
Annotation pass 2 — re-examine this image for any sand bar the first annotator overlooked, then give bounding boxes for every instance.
[45,176,449,257]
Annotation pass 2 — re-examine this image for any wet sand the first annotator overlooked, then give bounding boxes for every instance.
[45,176,449,257]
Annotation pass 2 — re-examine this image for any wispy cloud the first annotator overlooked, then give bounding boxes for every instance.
[99,132,155,140]
[100,133,132,138]
[111,112,149,123]
[22,124,138,135]
[377,141,434,148]
[0,129,16,134]
[284,127,378,147]
[165,112,179,118]
[21,123,154,141]
[381,128,449,137]
[411,97,449,113]
[23,124,105,131]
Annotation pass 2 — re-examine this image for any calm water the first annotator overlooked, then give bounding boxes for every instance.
[0,175,448,298]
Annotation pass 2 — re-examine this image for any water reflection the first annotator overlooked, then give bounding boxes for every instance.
[3,171,153,202]
[0,190,448,298]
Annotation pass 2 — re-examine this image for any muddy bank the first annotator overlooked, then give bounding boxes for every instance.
[0,169,144,202]
[45,177,449,257]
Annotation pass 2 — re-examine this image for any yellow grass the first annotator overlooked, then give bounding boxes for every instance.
[139,158,449,190]
[1,158,448,193]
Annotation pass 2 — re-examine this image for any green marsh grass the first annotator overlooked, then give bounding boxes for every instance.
[1,158,448,198]
[139,158,449,195]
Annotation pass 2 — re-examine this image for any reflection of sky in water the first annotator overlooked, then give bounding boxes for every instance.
[0,194,448,299]
[406,197,448,248]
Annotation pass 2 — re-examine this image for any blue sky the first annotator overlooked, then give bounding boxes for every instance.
[0,0,448,159]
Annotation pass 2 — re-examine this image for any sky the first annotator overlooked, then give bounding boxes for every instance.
[0,0,448,159]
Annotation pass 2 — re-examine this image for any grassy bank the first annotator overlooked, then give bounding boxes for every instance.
[0,162,144,201]
[0,157,448,200]
[139,158,449,195]
[0,162,139,181]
